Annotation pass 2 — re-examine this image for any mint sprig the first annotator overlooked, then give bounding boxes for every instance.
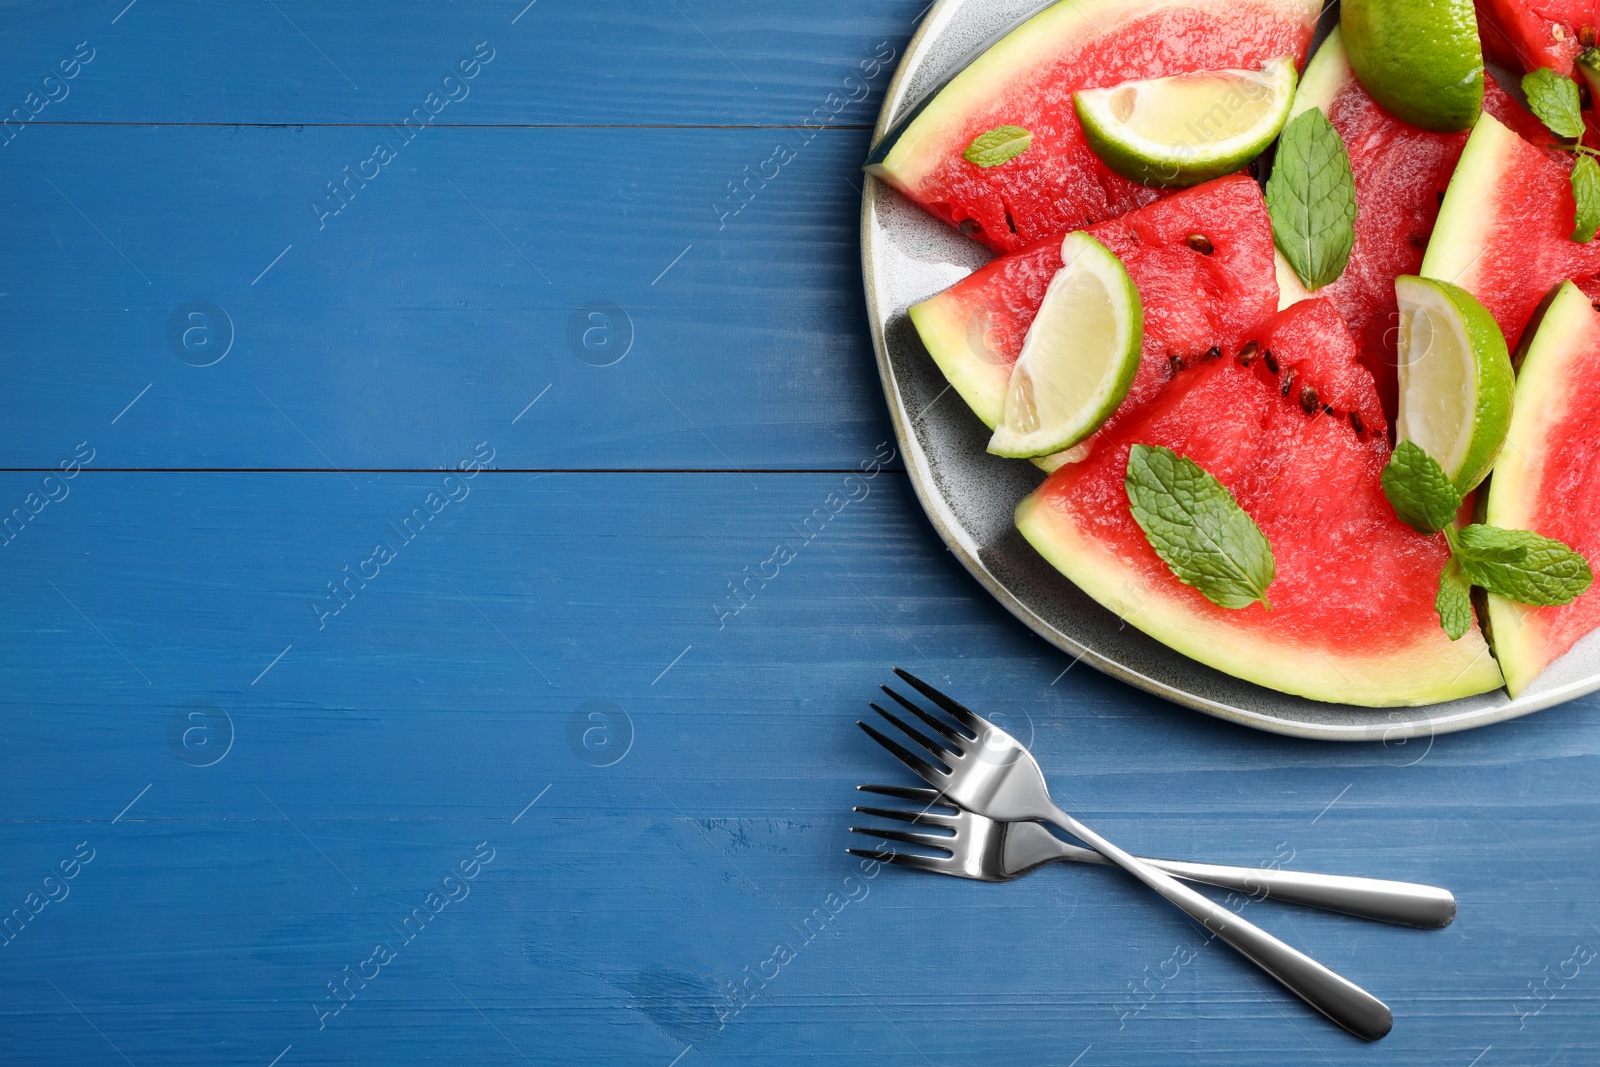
[1125,444,1275,610]
[963,125,1032,168]
[1382,441,1594,637]
[1454,525,1594,605]
[1524,68,1584,139]
[1435,559,1474,642]
[1381,440,1462,534]
[1574,156,1600,242]
[1520,69,1600,243]
[1264,109,1357,290]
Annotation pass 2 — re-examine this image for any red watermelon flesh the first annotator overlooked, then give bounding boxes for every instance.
[1256,290,1387,437]
[1015,298,1501,705]
[1476,0,1600,74]
[865,0,1321,254]
[907,176,1279,453]
[1287,29,1556,418]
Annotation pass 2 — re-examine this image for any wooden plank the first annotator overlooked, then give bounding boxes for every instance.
[2,470,1599,1063]
[0,0,919,127]
[0,124,903,470]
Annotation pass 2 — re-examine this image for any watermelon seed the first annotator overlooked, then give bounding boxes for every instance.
[1185,234,1215,255]
[1323,403,1335,416]
[1583,24,1597,46]
[1409,232,1429,249]
[1263,350,1280,375]
[959,219,982,237]
[1299,384,1319,414]
[1555,23,1567,41]
[1203,345,1221,361]
[1003,209,1017,235]
[1237,341,1259,365]
[1281,369,1296,398]
[1168,354,1184,376]
[1349,411,1365,435]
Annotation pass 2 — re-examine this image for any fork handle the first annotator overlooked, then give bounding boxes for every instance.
[1136,857,1455,929]
[1049,845,1455,928]
[1042,804,1393,1041]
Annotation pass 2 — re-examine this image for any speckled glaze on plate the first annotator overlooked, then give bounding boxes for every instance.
[860,0,1600,740]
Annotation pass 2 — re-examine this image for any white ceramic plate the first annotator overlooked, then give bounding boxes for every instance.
[859,0,1600,740]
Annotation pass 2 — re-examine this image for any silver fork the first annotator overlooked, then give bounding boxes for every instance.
[859,669,1394,1041]
[849,784,1456,928]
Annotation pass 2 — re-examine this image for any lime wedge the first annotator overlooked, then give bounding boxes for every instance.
[988,233,1142,459]
[1393,275,1514,493]
[1341,0,1483,133]
[1074,56,1297,189]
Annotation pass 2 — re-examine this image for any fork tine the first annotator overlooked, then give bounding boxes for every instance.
[848,826,954,852]
[846,847,901,863]
[846,848,950,875]
[856,720,949,783]
[867,702,954,762]
[892,667,993,734]
[851,804,960,828]
[881,684,972,742]
[856,783,947,804]
[881,684,980,744]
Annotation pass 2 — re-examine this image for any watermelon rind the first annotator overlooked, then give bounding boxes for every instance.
[1288,25,1354,119]
[907,288,1010,429]
[865,0,1323,190]
[1419,111,1516,297]
[1016,491,1506,705]
[1484,280,1594,697]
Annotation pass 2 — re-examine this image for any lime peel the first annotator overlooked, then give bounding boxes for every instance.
[1393,274,1514,494]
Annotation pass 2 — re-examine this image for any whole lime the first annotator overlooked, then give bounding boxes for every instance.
[1342,0,1483,132]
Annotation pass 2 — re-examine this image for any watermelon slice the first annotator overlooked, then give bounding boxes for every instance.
[1421,111,1600,348]
[909,175,1279,457]
[865,0,1322,254]
[1475,0,1600,75]
[1016,298,1503,705]
[1277,29,1555,417]
[1483,281,1600,696]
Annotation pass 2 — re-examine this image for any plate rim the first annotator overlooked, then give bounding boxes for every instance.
[858,0,1600,741]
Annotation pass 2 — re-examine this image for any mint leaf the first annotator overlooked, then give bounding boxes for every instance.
[1523,68,1584,139]
[1456,525,1594,605]
[1125,444,1275,610]
[1382,441,1463,534]
[1436,559,1473,640]
[963,125,1032,167]
[1573,155,1600,242]
[1264,109,1357,291]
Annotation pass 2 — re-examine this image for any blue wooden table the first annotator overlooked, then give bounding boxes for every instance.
[2,2,1598,1063]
